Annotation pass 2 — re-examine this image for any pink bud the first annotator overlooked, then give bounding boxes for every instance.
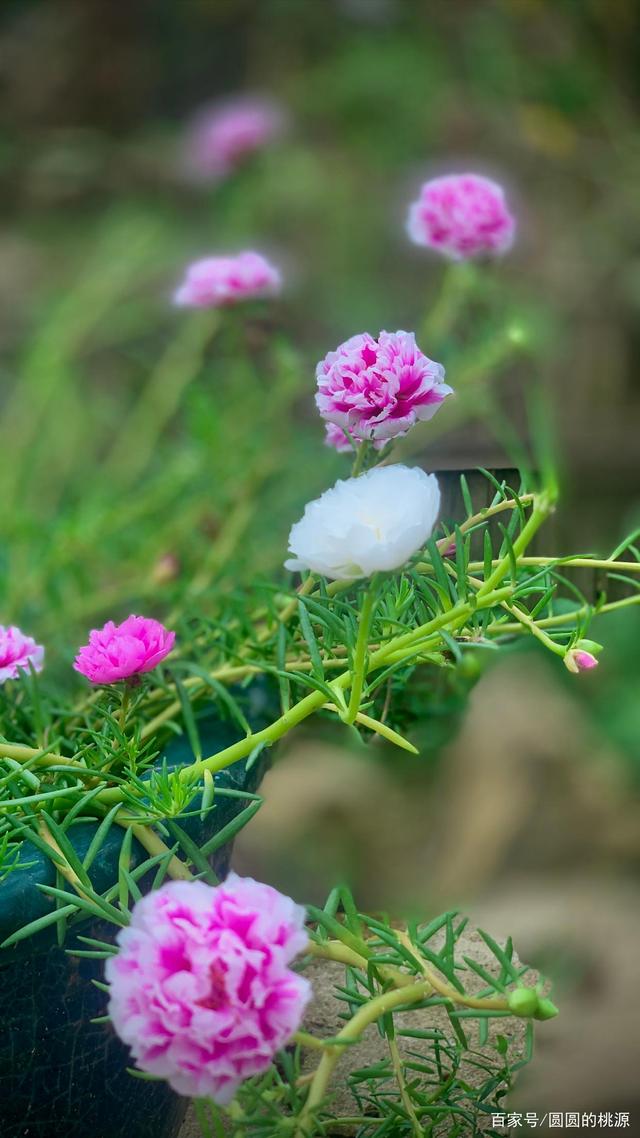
[439,538,457,558]
[564,648,599,674]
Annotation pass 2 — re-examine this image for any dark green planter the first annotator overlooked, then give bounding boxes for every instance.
[0,683,274,1138]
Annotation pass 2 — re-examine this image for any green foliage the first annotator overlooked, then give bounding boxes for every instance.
[1,468,638,945]
[190,885,548,1137]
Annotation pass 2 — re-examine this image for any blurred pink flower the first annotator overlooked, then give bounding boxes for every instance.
[186,98,284,181]
[174,252,281,308]
[407,174,515,260]
[316,330,451,442]
[324,423,386,453]
[73,615,175,685]
[324,422,354,452]
[106,875,311,1103]
[0,625,44,684]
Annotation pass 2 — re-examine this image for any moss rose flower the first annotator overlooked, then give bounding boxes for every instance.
[174,251,281,308]
[407,173,515,260]
[285,464,441,580]
[106,876,311,1104]
[0,625,44,684]
[73,615,175,685]
[316,330,451,443]
[185,98,284,181]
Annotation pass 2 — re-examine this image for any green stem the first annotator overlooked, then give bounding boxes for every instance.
[500,601,566,656]
[345,578,379,724]
[421,261,477,346]
[490,593,640,635]
[118,685,131,734]
[115,818,194,881]
[0,742,86,771]
[351,440,371,478]
[476,496,554,598]
[295,981,430,1137]
[102,311,220,488]
[387,1035,423,1138]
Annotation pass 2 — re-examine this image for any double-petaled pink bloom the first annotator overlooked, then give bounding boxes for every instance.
[106,875,311,1104]
[316,330,451,443]
[0,624,44,684]
[174,252,281,309]
[185,97,284,182]
[407,173,515,260]
[73,615,175,685]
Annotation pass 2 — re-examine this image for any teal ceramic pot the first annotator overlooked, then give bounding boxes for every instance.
[0,683,274,1138]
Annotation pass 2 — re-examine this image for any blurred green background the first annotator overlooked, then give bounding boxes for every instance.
[1,0,640,1127]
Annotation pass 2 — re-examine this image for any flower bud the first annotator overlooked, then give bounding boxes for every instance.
[533,997,559,1021]
[564,648,599,674]
[508,987,539,1017]
[456,651,483,681]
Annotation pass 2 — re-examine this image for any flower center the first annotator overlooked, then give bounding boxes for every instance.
[198,962,227,1010]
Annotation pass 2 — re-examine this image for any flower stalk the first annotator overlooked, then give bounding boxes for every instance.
[344,576,380,725]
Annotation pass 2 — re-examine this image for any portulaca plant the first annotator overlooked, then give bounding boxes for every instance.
[1,167,639,1138]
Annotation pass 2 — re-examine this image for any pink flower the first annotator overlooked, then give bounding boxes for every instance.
[0,625,44,684]
[564,648,599,674]
[173,252,281,308]
[407,174,515,260]
[106,875,311,1103]
[73,615,175,685]
[316,330,452,442]
[185,98,284,181]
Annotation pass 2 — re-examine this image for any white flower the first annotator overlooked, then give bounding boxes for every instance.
[285,465,441,581]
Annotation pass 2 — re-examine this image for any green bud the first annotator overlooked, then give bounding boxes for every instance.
[457,652,483,681]
[507,987,539,1017]
[575,638,603,654]
[534,997,559,1021]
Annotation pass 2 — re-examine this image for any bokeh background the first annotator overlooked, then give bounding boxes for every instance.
[1,0,640,1130]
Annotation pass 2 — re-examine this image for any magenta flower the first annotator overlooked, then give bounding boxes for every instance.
[173,252,281,309]
[407,173,515,260]
[316,330,452,443]
[106,876,311,1103]
[73,615,175,685]
[0,625,44,684]
[185,97,284,181]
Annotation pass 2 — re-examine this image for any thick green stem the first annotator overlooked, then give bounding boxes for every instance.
[116,818,194,881]
[351,440,371,478]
